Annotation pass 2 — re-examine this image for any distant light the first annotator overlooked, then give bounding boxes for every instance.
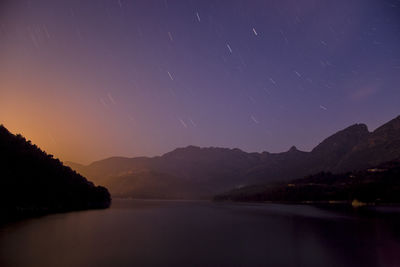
[189,118,197,127]
[168,32,173,41]
[178,118,187,128]
[294,71,302,77]
[167,71,174,81]
[250,115,259,124]
[319,105,328,111]
[226,43,233,53]
[107,93,116,105]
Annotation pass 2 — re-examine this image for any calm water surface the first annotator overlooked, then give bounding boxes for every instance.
[1,199,400,267]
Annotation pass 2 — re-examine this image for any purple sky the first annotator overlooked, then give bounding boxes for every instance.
[1,0,400,163]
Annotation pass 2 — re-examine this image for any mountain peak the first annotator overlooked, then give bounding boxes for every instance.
[163,146,202,157]
[373,115,400,135]
[334,115,400,171]
[343,123,369,133]
[312,123,369,154]
[288,146,298,152]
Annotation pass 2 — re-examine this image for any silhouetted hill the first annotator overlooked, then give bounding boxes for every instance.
[67,147,264,198]
[67,115,400,199]
[0,125,111,222]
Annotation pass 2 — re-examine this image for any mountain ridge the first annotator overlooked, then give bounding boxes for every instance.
[66,115,400,199]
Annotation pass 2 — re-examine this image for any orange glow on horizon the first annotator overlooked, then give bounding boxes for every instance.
[0,70,146,164]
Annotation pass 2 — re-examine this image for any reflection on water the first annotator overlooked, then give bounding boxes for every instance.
[1,199,400,267]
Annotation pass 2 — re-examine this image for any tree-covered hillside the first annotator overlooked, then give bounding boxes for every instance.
[214,161,400,205]
[0,125,111,222]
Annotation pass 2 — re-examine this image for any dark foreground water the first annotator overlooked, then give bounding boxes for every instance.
[1,200,400,267]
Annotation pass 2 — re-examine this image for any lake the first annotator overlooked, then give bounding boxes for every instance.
[1,199,400,267]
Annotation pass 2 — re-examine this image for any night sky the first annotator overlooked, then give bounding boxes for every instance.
[1,0,400,163]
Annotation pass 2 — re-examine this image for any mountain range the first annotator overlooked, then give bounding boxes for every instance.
[67,115,400,199]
